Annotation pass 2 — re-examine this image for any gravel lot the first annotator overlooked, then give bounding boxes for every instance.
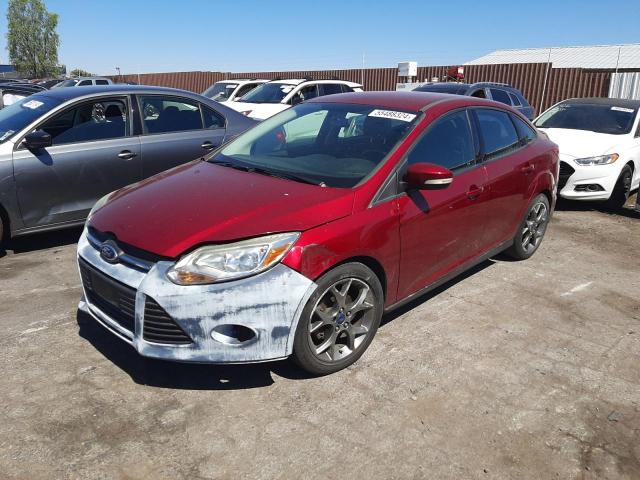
[1,196,639,480]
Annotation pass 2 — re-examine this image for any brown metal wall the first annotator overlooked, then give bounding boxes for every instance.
[114,63,614,113]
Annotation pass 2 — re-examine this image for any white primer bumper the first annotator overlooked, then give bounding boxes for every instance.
[77,229,317,363]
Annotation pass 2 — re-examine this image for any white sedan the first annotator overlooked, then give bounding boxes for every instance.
[534,98,640,208]
[226,79,363,120]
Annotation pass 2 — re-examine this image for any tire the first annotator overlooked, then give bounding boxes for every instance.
[505,194,550,260]
[605,165,633,210]
[292,262,384,375]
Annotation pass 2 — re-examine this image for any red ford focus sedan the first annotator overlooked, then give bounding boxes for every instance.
[78,92,558,375]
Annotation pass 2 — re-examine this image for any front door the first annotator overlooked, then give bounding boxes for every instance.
[397,109,490,300]
[13,96,141,228]
[137,95,227,178]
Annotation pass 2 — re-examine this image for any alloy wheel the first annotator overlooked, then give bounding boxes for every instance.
[307,278,376,362]
[521,201,548,253]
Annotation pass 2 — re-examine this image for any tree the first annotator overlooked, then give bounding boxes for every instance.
[70,68,92,77]
[6,0,59,78]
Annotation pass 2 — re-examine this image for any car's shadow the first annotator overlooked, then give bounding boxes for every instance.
[77,259,496,390]
[555,195,640,220]
[0,227,83,259]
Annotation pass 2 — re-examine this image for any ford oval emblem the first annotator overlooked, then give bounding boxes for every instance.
[99,243,119,263]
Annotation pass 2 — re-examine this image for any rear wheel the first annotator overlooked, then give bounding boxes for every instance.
[292,263,383,375]
[605,165,633,210]
[505,194,550,260]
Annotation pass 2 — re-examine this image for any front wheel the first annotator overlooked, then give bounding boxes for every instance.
[505,194,550,260]
[605,165,633,210]
[292,263,383,375]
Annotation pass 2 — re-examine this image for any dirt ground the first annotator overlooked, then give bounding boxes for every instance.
[1,195,639,480]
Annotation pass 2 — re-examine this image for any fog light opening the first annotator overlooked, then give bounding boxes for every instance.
[211,324,257,346]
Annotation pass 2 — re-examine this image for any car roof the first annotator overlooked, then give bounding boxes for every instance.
[266,78,362,87]
[308,91,502,112]
[560,97,640,109]
[29,84,200,101]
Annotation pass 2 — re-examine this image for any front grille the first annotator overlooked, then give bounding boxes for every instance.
[79,257,136,333]
[558,161,575,191]
[143,297,193,345]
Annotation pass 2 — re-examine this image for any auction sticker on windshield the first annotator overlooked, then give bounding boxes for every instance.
[368,109,416,122]
[611,106,634,113]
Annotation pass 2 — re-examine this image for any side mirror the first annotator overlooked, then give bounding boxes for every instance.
[24,130,52,150]
[404,163,453,190]
[290,94,303,106]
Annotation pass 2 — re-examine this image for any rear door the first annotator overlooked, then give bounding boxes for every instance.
[13,95,141,227]
[397,109,490,299]
[136,94,227,178]
[472,108,532,247]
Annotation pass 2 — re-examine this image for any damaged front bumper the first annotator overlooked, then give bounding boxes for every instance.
[77,229,317,363]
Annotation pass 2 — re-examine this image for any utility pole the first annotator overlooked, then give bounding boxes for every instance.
[539,47,552,114]
[361,52,365,87]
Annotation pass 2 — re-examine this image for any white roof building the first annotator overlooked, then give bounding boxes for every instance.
[465,44,640,69]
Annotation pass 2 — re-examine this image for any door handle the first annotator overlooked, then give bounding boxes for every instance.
[117,150,137,160]
[466,185,484,200]
[201,141,218,150]
[521,163,535,174]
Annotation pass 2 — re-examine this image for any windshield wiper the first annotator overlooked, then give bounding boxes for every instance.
[209,160,324,186]
[248,167,325,186]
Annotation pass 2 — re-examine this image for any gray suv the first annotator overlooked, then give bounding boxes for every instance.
[0,85,255,242]
[413,82,535,120]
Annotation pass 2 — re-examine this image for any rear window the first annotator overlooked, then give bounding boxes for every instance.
[490,88,512,105]
[475,109,520,159]
[534,102,637,135]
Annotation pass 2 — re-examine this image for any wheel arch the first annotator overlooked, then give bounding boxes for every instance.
[324,255,388,302]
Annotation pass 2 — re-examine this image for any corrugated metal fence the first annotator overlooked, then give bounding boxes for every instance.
[115,63,619,113]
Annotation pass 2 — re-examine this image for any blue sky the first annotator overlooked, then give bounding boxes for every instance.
[0,0,639,75]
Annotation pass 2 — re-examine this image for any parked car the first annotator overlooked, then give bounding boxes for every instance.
[0,85,256,242]
[226,78,363,120]
[52,77,114,88]
[78,91,558,375]
[38,78,66,89]
[534,98,640,208]
[413,82,535,120]
[202,79,267,103]
[0,82,46,108]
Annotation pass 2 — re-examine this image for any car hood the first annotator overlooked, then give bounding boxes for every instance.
[538,128,623,159]
[226,101,289,120]
[89,161,354,258]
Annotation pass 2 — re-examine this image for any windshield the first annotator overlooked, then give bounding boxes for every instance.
[209,102,419,188]
[0,95,62,144]
[55,79,80,88]
[238,82,296,104]
[202,82,238,101]
[534,102,637,135]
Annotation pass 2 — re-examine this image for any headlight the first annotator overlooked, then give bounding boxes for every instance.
[87,190,115,222]
[167,232,300,285]
[574,153,619,166]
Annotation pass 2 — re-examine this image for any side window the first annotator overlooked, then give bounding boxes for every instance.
[291,85,319,105]
[470,89,486,99]
[139,95,203,134]
[319,83,343,96]
[508,92,522,107]
[341,84,354,93]
[511,114,536,144]
[490,88,512,105]
[235,83,257,99]
[39,98,129,145]
[77,80,93,86]
[475,109,520,160]
[202,106,225,129]
[407,110,476,171]
[95,80,109,86]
